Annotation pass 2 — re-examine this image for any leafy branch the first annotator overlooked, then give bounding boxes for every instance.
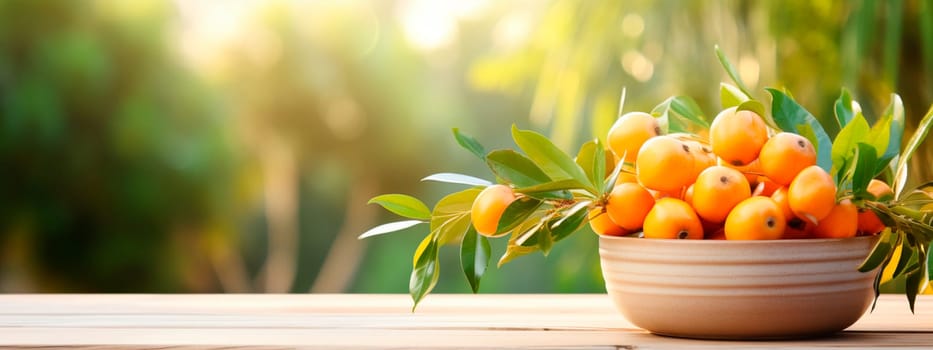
[360,50,933,312]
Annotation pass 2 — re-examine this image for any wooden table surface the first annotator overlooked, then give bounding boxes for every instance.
[0,294,931,349]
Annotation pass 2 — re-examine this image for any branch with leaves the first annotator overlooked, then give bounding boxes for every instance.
[360,47,933,311]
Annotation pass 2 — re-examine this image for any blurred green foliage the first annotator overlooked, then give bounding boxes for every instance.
[0,0,930,293]
[0,0,235,291]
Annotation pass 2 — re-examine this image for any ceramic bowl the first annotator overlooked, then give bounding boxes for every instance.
[598,235,881,339]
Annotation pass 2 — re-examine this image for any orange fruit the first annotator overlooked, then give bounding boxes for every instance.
[719,158,762,186]
[608,112,661,163]
[772,186,811,238]
[643,198,703,239]
[724,196,786,240]
[648,188,684,200]
[788,165,836,225]
[588,209,627,236]
[614,171,639,184]
[691,166,751,223]
[683,184,695,204]
[857,179,893,235]
[857,208,885,235]
[709,107,769,166]
[813,199,858,239]
[752,176,780,197]
[866,179,894,201]
[605,182,655,231]
[770,187,796,221]
[758,132,817,185]
[636,136,696,192]
[684,140,716,180]
[471,184,517,237]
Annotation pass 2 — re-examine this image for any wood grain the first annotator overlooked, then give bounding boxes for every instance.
[0,294,929,349]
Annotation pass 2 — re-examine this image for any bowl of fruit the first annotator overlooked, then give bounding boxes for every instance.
[592,104,906,339]
[359,55,933,339]
[599,235,879,339]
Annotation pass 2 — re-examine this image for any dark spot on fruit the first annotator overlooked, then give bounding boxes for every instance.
[654,126,662,135]
[766,217,776,228]
[788,217,806,230]
[682,144,690,153]
[702,146,712,153]
[797,139,806,148]
[720,175,729,184]
[677,230,689,239]
[730,159,744,166]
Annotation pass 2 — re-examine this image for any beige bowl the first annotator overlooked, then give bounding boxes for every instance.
[598,235,881,339]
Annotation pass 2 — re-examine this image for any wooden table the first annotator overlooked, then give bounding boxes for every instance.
[0,294,930,349]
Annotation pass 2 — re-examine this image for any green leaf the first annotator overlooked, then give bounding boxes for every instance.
[432,188,481,216]
[369,194,432,220]
[460,226,490,293]
[537,224,554,256]
[550,201,591,242]
[833,88,855,129]
[737,99,779,130]
[767,88,833,173]
[906,255,926,314]
[514,179,587,195]
[452,128,486,160]
[714,45,753,97]
[410,235,439,311]
[497,244,538,268]
[436,213,473,248]
[859,229,896,272]
[894,105,933,199]
[898,182,933,206]
[720,82,749,108]
[412,233,433,267]
[603,154,628,191]
[831,113,870,179]
[358,220,425,239]
[891,236,915,280]
[852,143,878,198]
[576,139,607,194]
[498,218,543,267]
[871,262,885,312]
[928,241,933,280]
[511,125,596,194]
[486,149,551,188]
[667,96,709,128]
[651,96,709,133]
[495,197,543,234]
[884,94,907,177]
[867,109,893,174]
[520,190,573,201]
[430,188,481,245]
[736,100,766,119]
[514,216,548,247]
[421,173,492,187]
[835,155,855,195]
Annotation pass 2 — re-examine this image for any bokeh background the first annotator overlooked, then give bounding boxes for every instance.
[1,0,931,293]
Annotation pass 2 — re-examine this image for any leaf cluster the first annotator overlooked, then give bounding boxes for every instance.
[359,47,933,311]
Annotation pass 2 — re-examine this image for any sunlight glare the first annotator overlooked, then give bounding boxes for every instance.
[622,13,644,38]
[738,55,760,88]
[622,51,654,82]
[398,0,459,51]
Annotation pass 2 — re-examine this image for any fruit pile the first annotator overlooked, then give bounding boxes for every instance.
[586,108,891,240]
[468,107,895,242]
[361,60,932,308]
